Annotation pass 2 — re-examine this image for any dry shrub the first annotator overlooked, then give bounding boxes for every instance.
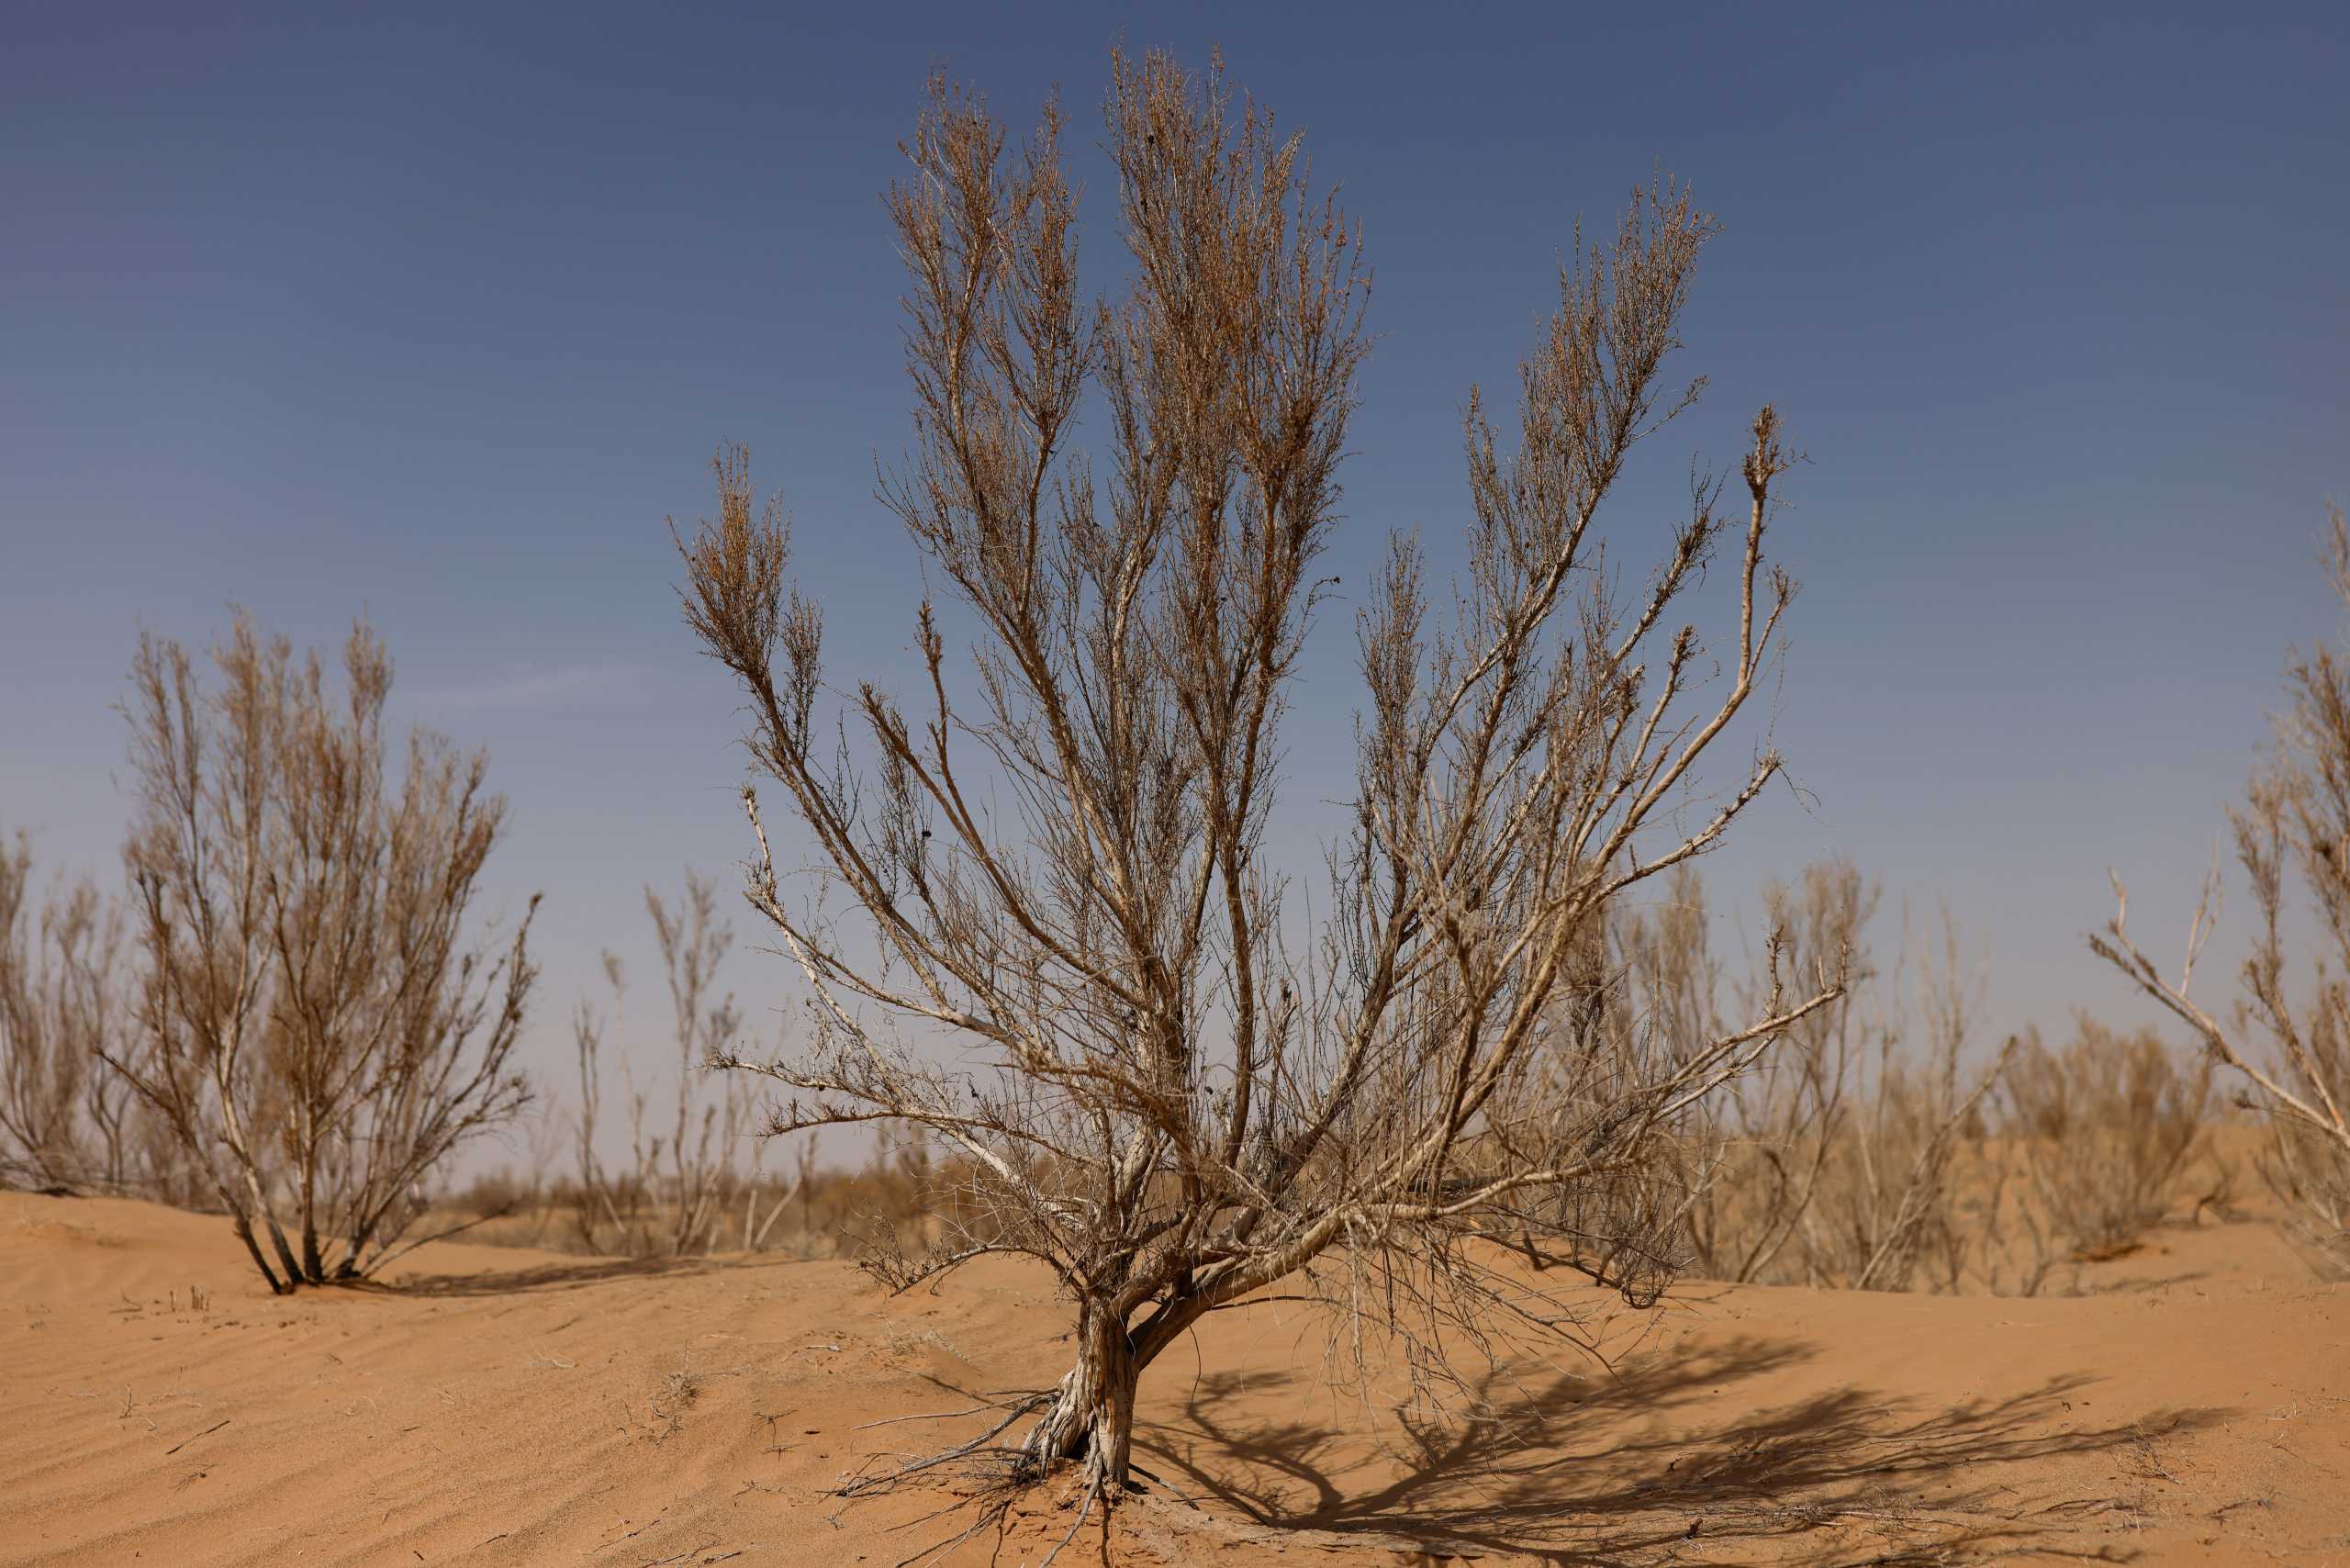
[2265,1116,2350,1277]
[1999,1019,2210,1261]
[0,829,197,1201]
[1,830,118,1190]
[2097,503,2350,1279]
[1784,915,2014,1294]
[1483,881,1722,1305]
[109,612,538,1291]
[1674,861,2016,1294]
[677,49,1838,1503]
[440,1128,968,1264]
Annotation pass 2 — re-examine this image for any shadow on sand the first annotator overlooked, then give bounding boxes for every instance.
[356,1250,809,1298]
[1136,1334,2229,1565]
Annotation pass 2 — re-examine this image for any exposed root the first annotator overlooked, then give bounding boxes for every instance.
[830,1369,1143,1568]
[834,1392,1053,1498]
[1038,1462,1106,1568]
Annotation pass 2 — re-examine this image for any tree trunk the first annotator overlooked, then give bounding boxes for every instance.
[1022,1305,1138,1490]
[227,1210,286,1294]
[298,1182,326,1282]
[215,1084,304,1290]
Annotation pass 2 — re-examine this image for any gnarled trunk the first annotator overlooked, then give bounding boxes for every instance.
[1021,1305,1139,1489]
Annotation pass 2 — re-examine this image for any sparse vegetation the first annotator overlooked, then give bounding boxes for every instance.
[2000,1018,2211,1263]
[0,829,189,1199]
[8,19,2350,1567]
[565,870,788,1256]
[104,612,540,1291]
[1672,861,2019,1294]
[2096,504,2350,1278]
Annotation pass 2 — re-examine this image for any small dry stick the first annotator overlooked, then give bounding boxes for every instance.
[163,1418,230,1456]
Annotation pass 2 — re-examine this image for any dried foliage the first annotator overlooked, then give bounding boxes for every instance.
[2096,504,2350,1277]
[1999,1019,2210,1262]
[1801,912,2015,1294]
[0,830,187,1195]
[676,50,1838,1505]
[106,612,538,1291]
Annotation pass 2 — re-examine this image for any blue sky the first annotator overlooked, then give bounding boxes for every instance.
[5,2,2345,1132]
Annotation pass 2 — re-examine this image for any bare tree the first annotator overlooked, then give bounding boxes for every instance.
[677,51,1841,1514]
[2095,503,2350,1275]
[108,612,538,1291]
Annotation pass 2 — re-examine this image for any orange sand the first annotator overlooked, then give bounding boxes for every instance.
[4,1191,2344,1565]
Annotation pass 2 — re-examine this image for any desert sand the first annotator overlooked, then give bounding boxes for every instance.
[4,1190,2344,1566]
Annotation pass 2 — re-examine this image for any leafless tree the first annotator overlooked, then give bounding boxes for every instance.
[2095,503,2350,1275]
[676,51,1841,1515]
[108,612,538,1291]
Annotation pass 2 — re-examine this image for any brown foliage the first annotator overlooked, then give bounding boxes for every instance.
[675,49,1838,1506]
[107,611,538,1291]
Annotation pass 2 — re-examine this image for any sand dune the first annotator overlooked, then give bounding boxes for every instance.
[4,1191,2344,1565]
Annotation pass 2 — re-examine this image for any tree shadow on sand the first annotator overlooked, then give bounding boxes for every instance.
[356,1251,808,1298]
[1134,1336,2229,1565]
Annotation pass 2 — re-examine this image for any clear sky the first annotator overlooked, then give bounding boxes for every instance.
[5,2,2345,1135]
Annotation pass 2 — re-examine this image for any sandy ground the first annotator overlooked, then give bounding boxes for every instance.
[4,1193,2345,1567]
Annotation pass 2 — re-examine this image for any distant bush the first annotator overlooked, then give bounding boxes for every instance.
[2000,1019,2210,1262]
[1669,861,2017,1294]
[0,828,194,1202]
